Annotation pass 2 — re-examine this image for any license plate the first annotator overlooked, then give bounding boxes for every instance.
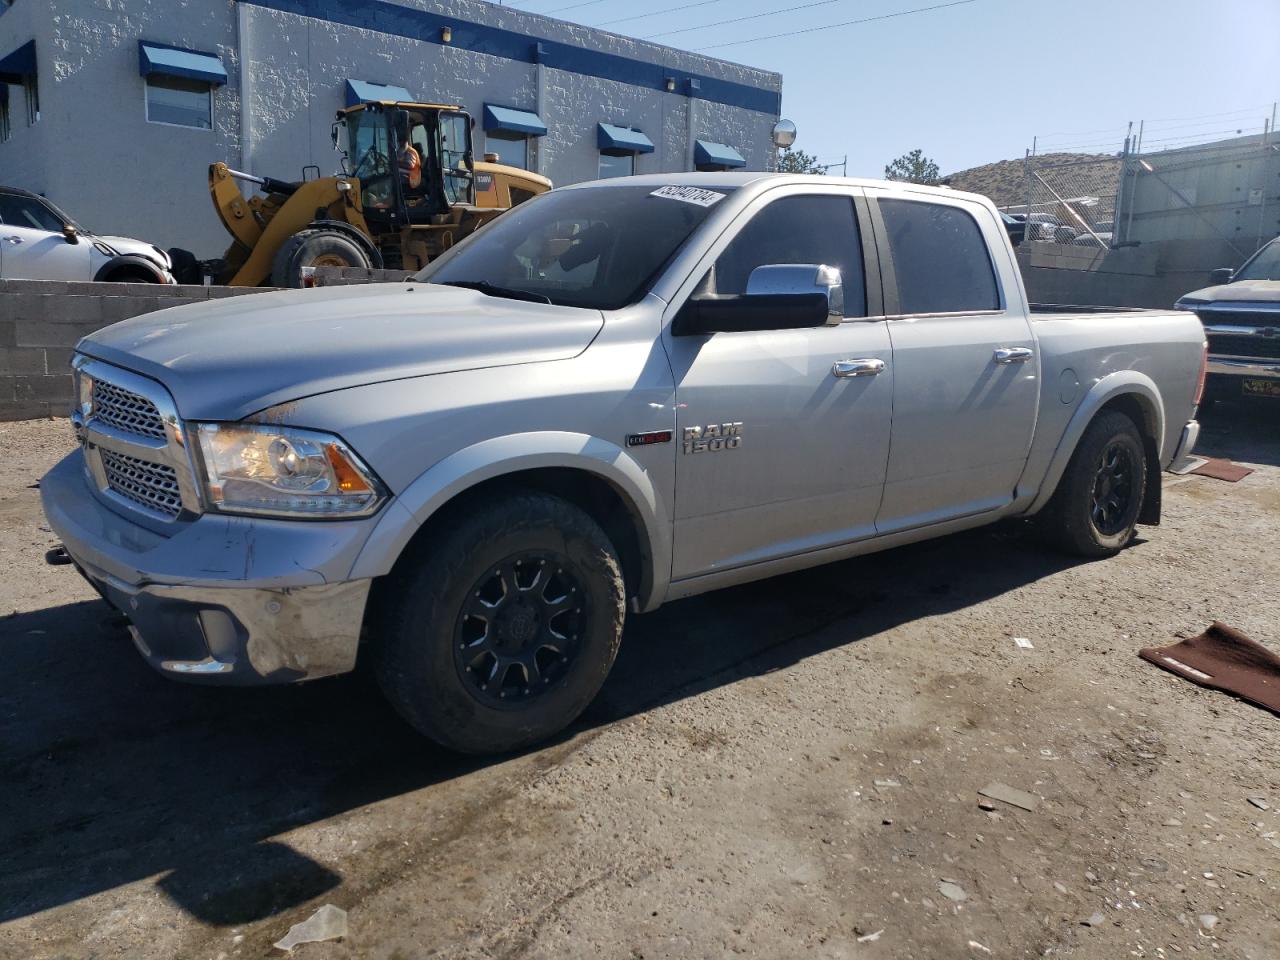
[1242,378,1280,398]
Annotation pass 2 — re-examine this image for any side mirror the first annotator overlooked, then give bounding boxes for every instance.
[1209,267,1234,285]
[675,264,844,336]
[62,224,79,244]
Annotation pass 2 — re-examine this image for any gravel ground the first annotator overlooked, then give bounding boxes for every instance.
[1,405,1278,960]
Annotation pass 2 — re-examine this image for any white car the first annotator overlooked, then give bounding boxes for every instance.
[0,187,176,284]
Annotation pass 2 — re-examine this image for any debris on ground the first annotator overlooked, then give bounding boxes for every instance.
[273,904,348,952]
[1189,457,1254,482]
[968,940,992,954]
[856,929,883,943]
[938,880,968,902]
[1139,622,1280,715]
[874,778,901,788]
[1247,796,1269,811]
[977,782,1039,812]
[1012,637,1034,649]
[1082,912,1106,927]
[1198,913,1219,932]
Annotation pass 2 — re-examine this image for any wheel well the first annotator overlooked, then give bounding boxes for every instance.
[1097,393,1162,525]
[384,468,649,604]
[104,267,160,283]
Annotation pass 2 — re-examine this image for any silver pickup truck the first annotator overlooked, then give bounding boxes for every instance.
[41,174,1206,753]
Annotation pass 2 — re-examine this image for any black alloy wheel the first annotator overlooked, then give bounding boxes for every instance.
[454,553,587,707]
[1090,441,1137,536]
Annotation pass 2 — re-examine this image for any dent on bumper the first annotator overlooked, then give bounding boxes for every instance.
[40,450,377,684]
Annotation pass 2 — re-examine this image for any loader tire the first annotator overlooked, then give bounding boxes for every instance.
[271,229,371,288]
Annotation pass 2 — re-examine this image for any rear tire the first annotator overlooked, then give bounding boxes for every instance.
[372,492,626,755]
[270,229,372,288]
[1041,410,1147,557]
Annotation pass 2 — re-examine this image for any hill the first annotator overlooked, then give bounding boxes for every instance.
[944,152,1122,210]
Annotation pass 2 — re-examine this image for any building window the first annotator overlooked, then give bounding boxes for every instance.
[22,73,36,124]
[596,123,653,180]
[598,152,635,179]
[485,131,528,170]
[145,75,212,128]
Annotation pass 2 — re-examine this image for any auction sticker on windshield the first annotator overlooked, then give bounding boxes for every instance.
[650,186,726,207]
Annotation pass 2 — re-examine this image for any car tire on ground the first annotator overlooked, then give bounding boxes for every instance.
[1042,410,1148,557]
[270,229,372,288]
[372,491,626,755]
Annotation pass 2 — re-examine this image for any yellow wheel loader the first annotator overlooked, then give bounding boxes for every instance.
[201,100,551,287]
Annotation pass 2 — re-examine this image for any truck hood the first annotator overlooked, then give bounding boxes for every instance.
[1180,279,1280,304]
[79,284,604,420]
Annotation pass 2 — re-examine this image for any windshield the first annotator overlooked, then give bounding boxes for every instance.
[348,109,395,208]
[1236,239,1280,282]
[416,184,732,310]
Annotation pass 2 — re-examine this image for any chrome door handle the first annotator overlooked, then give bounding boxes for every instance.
[832,358,886,378]
[993,347,1033,364]
[4,236,23,244]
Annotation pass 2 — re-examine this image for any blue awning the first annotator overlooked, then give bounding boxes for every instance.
[0,40,36,84]
[695,139,746,169]
[483,104,547,137]
[597,123,655,154]
[345,79,415,107]
[138,42,227,85]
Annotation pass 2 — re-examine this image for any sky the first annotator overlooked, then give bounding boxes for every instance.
[499,0,1280,176]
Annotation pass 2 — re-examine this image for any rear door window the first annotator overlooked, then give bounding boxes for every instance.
[713,194,867,317]
[878,198,999,315]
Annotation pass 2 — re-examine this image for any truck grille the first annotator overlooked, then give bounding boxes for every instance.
[1195,309,1280,328]
[1206,333,1280,361]
[91,379,167,440]
[99,448,183,518]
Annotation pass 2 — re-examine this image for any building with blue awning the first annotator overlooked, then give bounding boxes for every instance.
[0,0,782,255]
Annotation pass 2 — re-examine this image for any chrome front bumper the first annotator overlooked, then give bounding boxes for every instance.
[1206,356,1280,380]
[41,450,374,684]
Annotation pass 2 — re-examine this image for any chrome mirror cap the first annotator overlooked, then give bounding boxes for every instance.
[745,263,844,323]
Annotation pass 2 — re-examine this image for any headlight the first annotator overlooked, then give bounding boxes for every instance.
[74,365,94,418]
[194,423,385,518]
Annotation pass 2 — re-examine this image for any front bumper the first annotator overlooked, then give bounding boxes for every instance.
[40,450,376,684]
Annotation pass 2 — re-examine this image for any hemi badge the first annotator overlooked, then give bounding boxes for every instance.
[626,430,672,447]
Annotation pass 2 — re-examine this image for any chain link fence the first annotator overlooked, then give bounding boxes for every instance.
[999,154,1121,248]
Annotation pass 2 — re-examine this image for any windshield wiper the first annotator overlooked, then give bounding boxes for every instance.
[437,280,552,304]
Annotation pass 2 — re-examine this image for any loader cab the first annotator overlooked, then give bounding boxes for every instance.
[336,101,476,232]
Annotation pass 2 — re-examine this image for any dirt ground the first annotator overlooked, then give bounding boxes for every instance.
[2,405,1278,960]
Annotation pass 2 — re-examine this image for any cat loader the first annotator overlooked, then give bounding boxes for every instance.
[200,100,551,287]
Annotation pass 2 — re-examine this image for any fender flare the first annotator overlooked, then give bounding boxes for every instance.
[348,432,672,612]
[304,220,385,270]
[1026,370,1166,515]
[94,254,171,284]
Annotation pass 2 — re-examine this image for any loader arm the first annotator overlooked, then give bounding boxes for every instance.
[208,162,373,286]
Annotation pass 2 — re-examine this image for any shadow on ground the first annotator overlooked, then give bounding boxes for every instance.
[2,402,1272,930]
[1196,397,1280,466]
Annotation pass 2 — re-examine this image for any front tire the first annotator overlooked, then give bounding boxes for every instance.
[372,492,626,755]
[270,229,372,288]
[1042,410,1148,557]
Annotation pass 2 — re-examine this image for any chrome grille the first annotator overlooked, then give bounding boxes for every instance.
[99,449,183,518]
[91,378,167,440]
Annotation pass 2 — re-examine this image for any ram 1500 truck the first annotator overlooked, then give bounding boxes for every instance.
[41,174,1207,754]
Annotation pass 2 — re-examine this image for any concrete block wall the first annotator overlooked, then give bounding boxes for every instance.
[0,280,270,421]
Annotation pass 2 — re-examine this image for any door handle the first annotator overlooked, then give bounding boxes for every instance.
[993,347,1033,364]
[832,358,886,378]
[4,236,23,244]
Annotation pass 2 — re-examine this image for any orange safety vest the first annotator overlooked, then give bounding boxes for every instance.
[399,145,422,190]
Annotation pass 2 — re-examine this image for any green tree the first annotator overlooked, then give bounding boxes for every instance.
[884,149,941,185]
[777,148,826,175]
